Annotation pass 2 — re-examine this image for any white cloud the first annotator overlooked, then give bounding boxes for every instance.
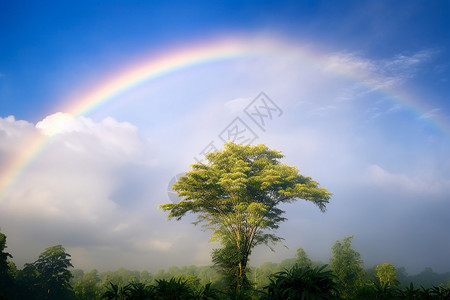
[419,108,441,120]
[382,50,435,76]
[224,97,252,113]
[0,115,36,137]
[368,104,403,119]
[309,105,338,117]
[0,114,156,267]
[133,238,173,252]
[364,164,450,196]
[36,112,76,136]
[113,223,129,232]
[328,49,436,102]
[36,113,141,159]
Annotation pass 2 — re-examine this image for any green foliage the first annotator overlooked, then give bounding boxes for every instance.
[34,244,75,299]
[5,239,450,300]
[0,230,13,299]
[128,281,156,299]
[5,218,450,300]
[72,269,102,299]
[7,261,17,279]
[394,282,420,299]
[140,270,153,283]
[196,282,220,300]
[212,238,252,290]
[101,281,153,300]
[353,280,399,300]
[330,236,365,298]
[376,263,398,287]
[12,245,75,299]
[264,264,337,300]
[101,282,132,299]
[0,230,12,275]
[430,284,450,299]
[15,263,41,298]
[221,287,256,300]
[102,268,142,286]
[100,276,220,300]
[151,277,196,299]
[160,143,331,289]
[405,267,450,288]
[149,265,221,287]
[351,280,450,300]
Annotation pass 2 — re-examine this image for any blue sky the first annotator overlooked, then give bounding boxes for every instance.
[1,1,450,274]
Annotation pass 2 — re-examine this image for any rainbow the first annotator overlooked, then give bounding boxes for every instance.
[0,39,253,200]
[0,38,447,201]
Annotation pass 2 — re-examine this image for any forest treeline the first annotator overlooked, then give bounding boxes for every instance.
[1,230,450,299]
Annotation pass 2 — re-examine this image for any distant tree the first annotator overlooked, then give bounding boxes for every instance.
[168,266,182,278]
[255,262,278,289]
[395,266,409,286]
[101,268,142,288]
[330,236,365,298]
[408,267,450,288]
[376,263,398,287]
[295,248,312,269]
[160,143,331,290]
[140,270,152,283]
[33,245,74,299]
[152,269,170,282]
[273,258,297,274]
[0,230,13,299]
[73,269,102,300]
[197,266,221,286]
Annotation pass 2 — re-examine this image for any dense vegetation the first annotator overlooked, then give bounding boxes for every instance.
[1,230,450,299]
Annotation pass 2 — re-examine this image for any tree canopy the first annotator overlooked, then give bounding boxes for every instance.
[160,142,332,289]
[34,245,74,299]
[376,263,398,287]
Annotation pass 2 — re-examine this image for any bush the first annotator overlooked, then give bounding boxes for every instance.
[264,264,337,300]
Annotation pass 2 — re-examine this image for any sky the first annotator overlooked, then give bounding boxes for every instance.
[1,0,450,275]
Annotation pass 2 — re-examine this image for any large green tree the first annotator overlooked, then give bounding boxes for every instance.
[33,245,74,299]
[330,236,365,298]
[160,142,331,289]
